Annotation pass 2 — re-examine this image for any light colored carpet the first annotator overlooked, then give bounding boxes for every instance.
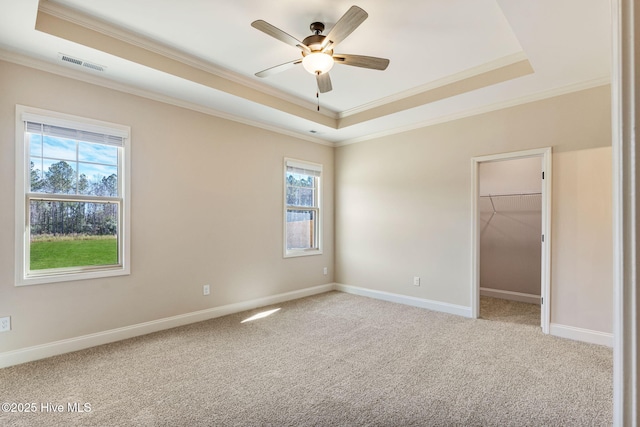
[0,291,612,426]
[480,296,541,326]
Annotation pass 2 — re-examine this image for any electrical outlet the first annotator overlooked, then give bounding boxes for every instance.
[323,267,328,275]
[0,316,11,332]
[203,285,210,296]
[413,277,420,287]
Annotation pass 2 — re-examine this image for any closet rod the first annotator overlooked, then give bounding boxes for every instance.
[480,192,542,214]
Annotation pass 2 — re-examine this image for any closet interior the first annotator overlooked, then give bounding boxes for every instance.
[479,157,542,326]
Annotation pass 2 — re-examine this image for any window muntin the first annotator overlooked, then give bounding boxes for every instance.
[16,106,130,285]
[284,159,322,257]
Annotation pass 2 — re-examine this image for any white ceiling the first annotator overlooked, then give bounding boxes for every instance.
[0,0,611,145]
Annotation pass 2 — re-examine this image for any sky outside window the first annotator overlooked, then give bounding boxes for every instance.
[29,134,119,195]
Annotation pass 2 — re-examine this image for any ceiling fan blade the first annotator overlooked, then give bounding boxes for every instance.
[321,6,368,49]
[333,54,390,70]
[316,72,332,93]
[255,59,302,77]
[251,20,310,53]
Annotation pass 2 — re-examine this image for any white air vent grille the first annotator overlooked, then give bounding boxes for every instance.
[59,54,106,73]
[60,55,82,66]
[82,62,105,72]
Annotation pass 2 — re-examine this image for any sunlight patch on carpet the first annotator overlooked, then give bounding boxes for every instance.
[241,308,281,323]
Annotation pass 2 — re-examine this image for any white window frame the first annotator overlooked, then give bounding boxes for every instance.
[284,158,322,258]
[15,105,131,286]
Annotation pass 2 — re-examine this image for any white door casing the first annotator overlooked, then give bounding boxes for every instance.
[471,147,552,333]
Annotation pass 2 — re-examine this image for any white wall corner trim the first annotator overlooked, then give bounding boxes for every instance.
[550,323,614,348]
[0,283,335,369]
[334,283,473,318]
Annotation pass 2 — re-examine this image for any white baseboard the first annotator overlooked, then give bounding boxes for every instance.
[2,283,610,369]
[480,287,541,305]
[550,323,613,347]
[334,283,472,318]
[0,283,335,369]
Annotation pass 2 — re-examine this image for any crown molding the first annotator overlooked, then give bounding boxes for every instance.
[0,49,334,147]
[34,2,531,129]
[35,5,338,128]
[1,46,610,149]
[37,0,337,120]
[335,76,611,147]
[338,52,529,119]
[1,48,610,149]
[32,2,559,137]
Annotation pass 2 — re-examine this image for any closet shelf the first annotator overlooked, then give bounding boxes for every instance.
[479,192,542,197]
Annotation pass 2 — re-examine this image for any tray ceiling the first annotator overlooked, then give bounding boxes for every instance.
[0,0,611,145]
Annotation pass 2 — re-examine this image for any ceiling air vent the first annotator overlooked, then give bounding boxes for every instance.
[59,54,106,73]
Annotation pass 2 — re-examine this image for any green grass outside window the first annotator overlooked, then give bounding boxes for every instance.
[30,236,117,270]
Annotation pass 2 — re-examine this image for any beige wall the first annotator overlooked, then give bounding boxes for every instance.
[335,85,613,333]
[551,147,613,332]
[0,58,614,356]
[0,61,334,352]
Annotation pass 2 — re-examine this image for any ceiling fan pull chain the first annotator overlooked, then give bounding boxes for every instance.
[316,90,320,111]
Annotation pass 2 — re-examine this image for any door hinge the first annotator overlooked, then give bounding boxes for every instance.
[542,171,545,179]
[541,234,545,243]
[541,297,544,305]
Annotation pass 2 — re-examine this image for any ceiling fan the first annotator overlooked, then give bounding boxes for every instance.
[251,5,390,94]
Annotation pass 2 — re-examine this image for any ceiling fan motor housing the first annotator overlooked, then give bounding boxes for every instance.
[302,34,329,54]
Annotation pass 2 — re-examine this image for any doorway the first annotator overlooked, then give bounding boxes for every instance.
[471,147,552,333]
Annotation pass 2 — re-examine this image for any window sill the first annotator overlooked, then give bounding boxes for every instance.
[284,249,323,258]
[17,266,130,286]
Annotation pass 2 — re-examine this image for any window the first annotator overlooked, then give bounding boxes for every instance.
[15,106,130,285]
[284,158,322,257]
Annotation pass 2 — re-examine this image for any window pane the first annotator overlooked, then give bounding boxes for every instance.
[42,136,76,161]
[41,159,77,194]
[29,200,119,270]
[78,141,118,165]
[286,209,315,250]
[287,172,315,187]
[28,134,119,196]
[29,133,42,157]
[78,163,118,196]
[286,172,316,207]
[29,157,45,192]
[286,186,315,207]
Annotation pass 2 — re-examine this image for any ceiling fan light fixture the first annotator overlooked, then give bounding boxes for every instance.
[302,52,334,75]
